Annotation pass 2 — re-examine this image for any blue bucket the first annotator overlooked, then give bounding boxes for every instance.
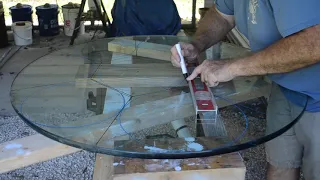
[9,4,33,23]
[36,4,59,36]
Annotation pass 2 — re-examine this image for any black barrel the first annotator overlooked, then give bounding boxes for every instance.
[0,2,9,48]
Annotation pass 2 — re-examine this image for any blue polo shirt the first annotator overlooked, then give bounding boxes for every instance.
[216,0,320,112]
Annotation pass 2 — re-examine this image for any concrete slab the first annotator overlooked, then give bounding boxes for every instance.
[0,72,17,116]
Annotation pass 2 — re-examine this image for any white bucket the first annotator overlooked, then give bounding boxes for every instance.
[62,5,85,37]
[11,21,33,46]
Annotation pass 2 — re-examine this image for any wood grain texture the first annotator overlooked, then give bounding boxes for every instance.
[114,168,246,180]
[76,77,186,88]
[98,93,194,138]
[0,134,80,174]
[108,39,172,61]
[93,52,133,180]
[62,76,270,142]
[112,137,245,180]
[49,90,194,144]
[93,154,114,180]
[93,135,130,180]
[75,64,186,88]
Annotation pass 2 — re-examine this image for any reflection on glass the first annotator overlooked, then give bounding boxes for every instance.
[10,36,307,158]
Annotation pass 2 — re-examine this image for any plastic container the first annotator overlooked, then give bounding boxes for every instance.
[62,3,85,37]
[12,21,33,46]
[36,4,60,36]
[9,3,33,23]
[0,1,9,48]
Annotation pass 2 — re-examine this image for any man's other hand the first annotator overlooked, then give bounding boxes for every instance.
[170,42,199,67]
[186,60,236,87]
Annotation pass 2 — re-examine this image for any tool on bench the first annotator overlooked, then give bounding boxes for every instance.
[175,44,218,127]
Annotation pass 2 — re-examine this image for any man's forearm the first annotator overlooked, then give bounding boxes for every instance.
[191,6,234,53]
[231,25,320,76]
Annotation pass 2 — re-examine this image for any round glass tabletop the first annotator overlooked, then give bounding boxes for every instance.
[10,35,307,159]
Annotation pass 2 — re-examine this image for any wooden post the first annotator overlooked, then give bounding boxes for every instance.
[93,52,132,180]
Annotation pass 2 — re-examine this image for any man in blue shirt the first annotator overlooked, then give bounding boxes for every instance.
[171,0,320,179]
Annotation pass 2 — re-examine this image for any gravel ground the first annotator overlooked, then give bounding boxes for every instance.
[0,98,270,180]
[221,98,268,180]
[0,116,95,180]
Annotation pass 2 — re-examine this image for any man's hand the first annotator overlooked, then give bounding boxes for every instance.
[170,42,199,67]
[187,60,236,87]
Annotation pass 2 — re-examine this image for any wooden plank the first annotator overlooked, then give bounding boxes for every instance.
[75,63,187,88]
[59,76,270,141]
[61,93,194,142]
[93,136,129,180]
[0,134,80,174]
[108,39,172,62]
[76,77,186,88]
[94,154,114,180]
[81,63,180,77]
[93,52,132,180]
[49,90,194,149]
[114,169,246,180]
[112,137,246,180]
[20,65,81,75]
[108,39,250,64]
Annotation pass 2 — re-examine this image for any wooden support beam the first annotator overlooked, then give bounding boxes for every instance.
[108,38,251,63]
[115,168,246,180]
[0,134,80,174]
[108,39,172,62]
[93,135,129,180]
[112,137,246,180]
[75,63,186,88]
[93,52,132,180]
[64,78,270,142]
[93,154,114,180]
[58,93,195,142]
[63,76,270,141]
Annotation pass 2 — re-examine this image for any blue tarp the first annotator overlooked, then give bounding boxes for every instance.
[110,0,181,37]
